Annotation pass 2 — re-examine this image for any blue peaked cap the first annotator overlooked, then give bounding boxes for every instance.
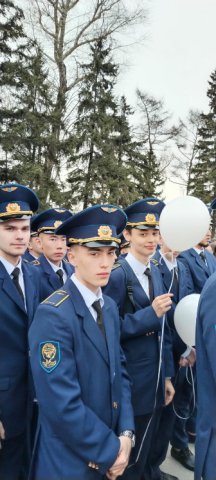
[125,197,165,229]
[55,204,127,247]
[0,183,39,221]
[31,208,73,233]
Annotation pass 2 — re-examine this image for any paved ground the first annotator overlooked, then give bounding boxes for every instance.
[161,443,195,480]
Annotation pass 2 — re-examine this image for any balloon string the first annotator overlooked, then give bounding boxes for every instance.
[159,251,196,419]
[128,314,166,467]
[172,366,196,420]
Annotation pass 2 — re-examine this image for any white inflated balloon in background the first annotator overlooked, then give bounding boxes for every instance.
[174,294,200,346]
[159,196,210,251]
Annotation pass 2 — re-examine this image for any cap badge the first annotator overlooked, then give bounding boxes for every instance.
[1,187,18,192]
[147,201,159,206]
[101,207,117,213]
[145,213,156,224]
[98,225,112,238]
[6,203,21,213]
[54,209,66,213]
[54,220,63,228]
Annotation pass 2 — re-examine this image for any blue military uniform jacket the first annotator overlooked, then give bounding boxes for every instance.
[153,250,194,361]
[195,271,216,480]
[23,250,36,262]
[178,248,216,293]
[104,258,174,416]
[0,260,40,439]
[31,254,74,301]
[29,279,134,480]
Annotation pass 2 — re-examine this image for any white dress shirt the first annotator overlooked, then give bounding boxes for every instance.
[125,252,151,299]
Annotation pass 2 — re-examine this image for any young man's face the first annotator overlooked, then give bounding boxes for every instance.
[124,227,160,262]
[198,229,212,248]
[39,233,67,265]
[68,245,116,293]
[0,219,30,262]
[28,236,43,257]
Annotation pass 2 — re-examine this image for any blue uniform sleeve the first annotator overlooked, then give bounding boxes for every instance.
[29,304,120,475]
[197,277,216,385]
[104,267,162,340]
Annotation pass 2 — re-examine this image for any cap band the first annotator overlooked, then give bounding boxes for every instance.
[68,236,121,245]
[0,210,32,218]
[127,221,159,227]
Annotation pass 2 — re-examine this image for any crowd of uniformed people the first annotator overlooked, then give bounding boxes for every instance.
[0,183,215,480]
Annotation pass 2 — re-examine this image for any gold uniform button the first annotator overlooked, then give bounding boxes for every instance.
[113,401,118,409]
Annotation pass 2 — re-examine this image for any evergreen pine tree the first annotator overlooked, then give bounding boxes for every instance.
[0,0,27,181]
[67,39,119,207]
[188,70,216,203]
[0,1,65,207]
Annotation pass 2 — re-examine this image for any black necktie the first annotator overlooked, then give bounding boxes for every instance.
[144,268,154,303]
[200,251,207,266]
[171,266,179,300]
[92,300,105,336]
[11,267,24,301]
[56,269,64,286]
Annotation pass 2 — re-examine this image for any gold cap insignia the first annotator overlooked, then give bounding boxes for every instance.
[101,207,117,213]
[54,209,66,213]
[98,225,112,238]
[6,203,21,213]
[145,213,156,224]
[54,220,63,228]
[146,201,159,206]
[1,187,18,192]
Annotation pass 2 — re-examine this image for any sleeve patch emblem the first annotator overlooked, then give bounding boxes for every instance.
[39,341,60,373]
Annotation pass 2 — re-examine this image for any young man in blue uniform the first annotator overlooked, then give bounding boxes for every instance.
[23,216,43,261]
[29,204,135,480]
[178,229,216,294]
[31,208,74,300]
[148,239,195,478]
[0,183,39,480]
[104,198,175,480]
[195,270,216,480]
[177,227,216,451]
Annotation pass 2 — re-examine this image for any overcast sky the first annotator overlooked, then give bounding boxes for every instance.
[116,0,216,200]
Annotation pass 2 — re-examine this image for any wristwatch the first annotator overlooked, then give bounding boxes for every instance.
[119,430,135,447]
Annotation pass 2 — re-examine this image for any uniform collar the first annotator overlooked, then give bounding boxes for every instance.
[71,273,104,310]
[0,256,22,276]
[45,257,63,272]
[160,251,177,271]
[126,251,150,275]
[193,247,204,255]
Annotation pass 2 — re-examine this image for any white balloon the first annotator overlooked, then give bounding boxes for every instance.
[159,196,210,251]
[174,294,200,346]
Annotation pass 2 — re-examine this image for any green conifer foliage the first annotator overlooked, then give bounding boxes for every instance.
[188,70,216,205]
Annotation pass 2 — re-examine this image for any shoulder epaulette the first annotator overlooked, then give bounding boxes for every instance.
[150,258,159,266]
[31,259,40,266]
[112,261,121,271]
[42,290,70,307]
